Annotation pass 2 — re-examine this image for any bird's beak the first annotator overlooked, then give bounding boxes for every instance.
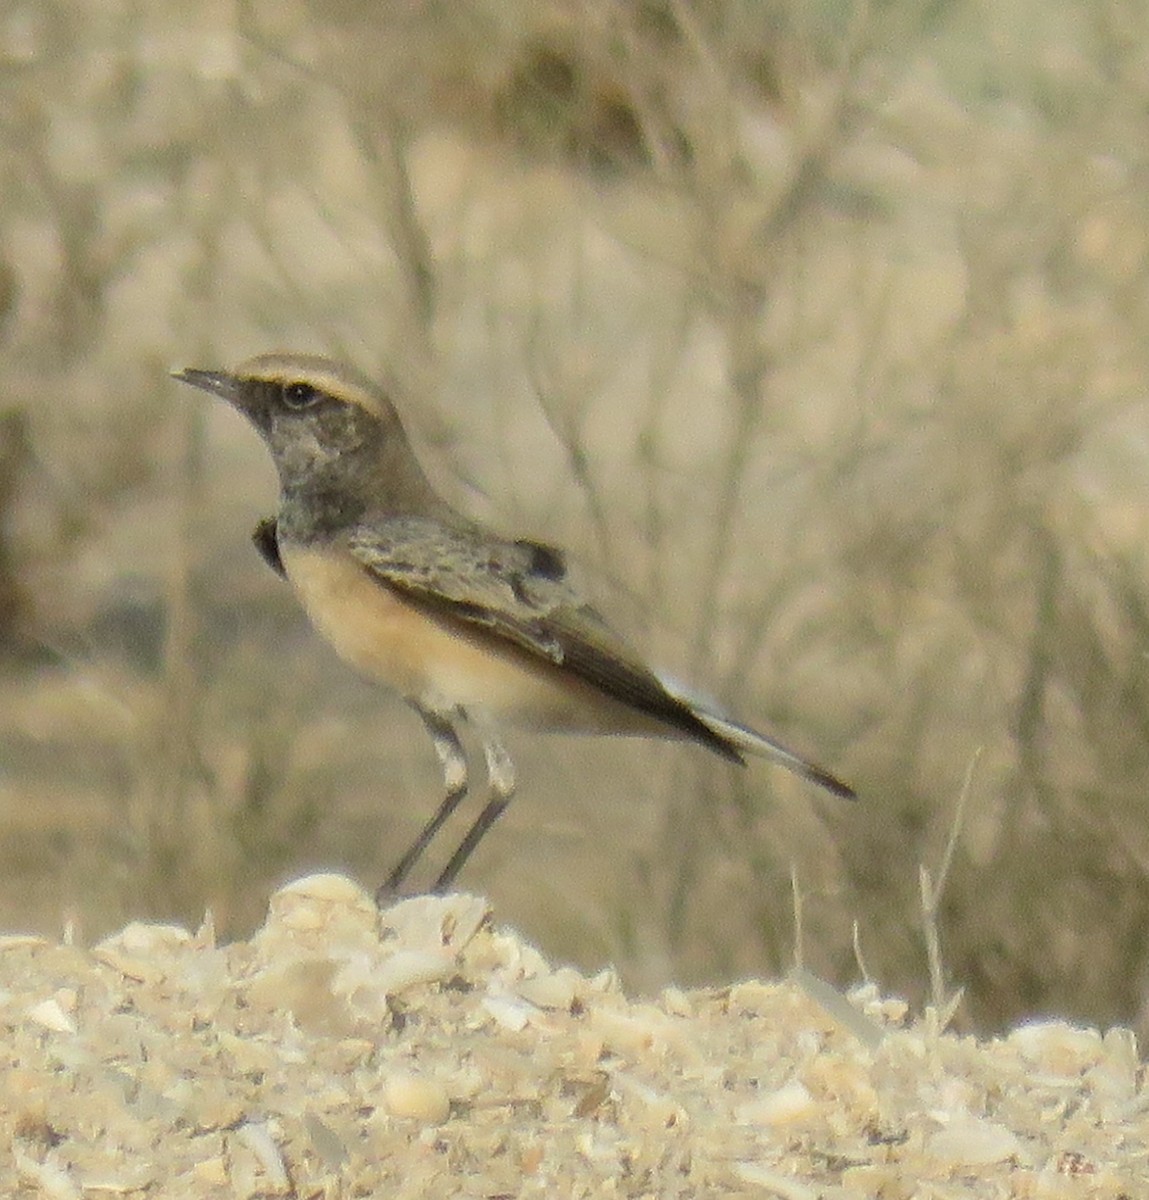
[170,367,242,404]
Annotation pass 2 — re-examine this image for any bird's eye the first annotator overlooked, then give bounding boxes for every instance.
[282,381,321,409]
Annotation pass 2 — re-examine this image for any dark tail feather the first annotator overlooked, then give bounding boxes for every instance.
[694,707,856,799]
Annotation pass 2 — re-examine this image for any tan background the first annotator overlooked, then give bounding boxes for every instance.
[3,0,1149,1036]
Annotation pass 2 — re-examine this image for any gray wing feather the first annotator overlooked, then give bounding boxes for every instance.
[347,518,853,795]
[348,517,574,663]
[345,516,744,759]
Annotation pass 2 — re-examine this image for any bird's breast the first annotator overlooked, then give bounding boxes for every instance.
[278,541,654,734]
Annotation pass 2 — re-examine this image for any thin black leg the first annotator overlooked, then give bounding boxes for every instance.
[433,735,516,893]
[377,707,468,903]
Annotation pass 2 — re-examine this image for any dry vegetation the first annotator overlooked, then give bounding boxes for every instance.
[2,0,1149,1046]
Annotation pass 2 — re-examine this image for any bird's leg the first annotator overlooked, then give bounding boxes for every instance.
[377,706,468,902]
[432,735,516,893]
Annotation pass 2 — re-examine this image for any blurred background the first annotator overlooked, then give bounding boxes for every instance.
[3,0,1149,1037]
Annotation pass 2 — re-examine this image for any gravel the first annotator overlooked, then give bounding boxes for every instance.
[0,874,1142,1197]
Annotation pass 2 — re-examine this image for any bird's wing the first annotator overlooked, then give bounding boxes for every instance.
[349,517,575,661]
[346,516,742,758]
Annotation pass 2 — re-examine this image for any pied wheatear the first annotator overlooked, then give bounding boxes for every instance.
[175,353,855,897]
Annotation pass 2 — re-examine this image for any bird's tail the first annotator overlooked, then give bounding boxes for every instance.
[694,708,856,800]
[662,677,857,801]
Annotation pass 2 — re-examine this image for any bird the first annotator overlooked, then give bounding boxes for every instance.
[174,353,855,897]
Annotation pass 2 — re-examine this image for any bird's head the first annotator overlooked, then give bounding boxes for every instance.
[173,352,409,491]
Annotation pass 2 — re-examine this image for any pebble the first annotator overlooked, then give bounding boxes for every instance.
[384,1073,451,1124]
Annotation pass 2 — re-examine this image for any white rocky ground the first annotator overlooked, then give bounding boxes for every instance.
[0,875,1142,1198]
